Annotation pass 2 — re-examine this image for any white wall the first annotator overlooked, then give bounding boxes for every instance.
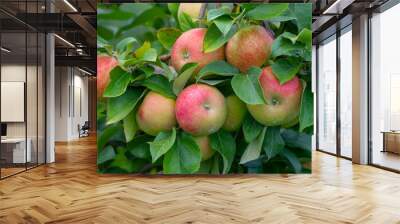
[54,67,89,141]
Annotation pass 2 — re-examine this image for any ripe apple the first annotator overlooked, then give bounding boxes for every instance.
[175,84,227,136]
[136,91,176,136]
[247,67,302,126]
[97,55,118,98]
[170,28,225,73]
[226,25,274,73]
[178,3,203,21]
[194,136,215,161]
[222,95,247,132]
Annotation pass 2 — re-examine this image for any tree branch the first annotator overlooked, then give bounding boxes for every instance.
[159,54,171,62]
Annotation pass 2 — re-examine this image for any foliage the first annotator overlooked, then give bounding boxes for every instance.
[97,3,312,174]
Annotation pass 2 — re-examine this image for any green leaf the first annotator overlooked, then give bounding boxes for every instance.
[178,12,196,31]
[168,3,179,18]
[240,128,266,164]
[271,57,302,84]
[280,148,302,173]
[197,60,239,81]
[209,130,236,174]
[103,66,133,98]
[214,16,233,36]
[289,4,312,31]
[299,82,313,132]
[161,62,177,81]
[207,6,231,21]
[107,88,145,124]
[246,3,289,20]
[203,23,235,53]
[149,128,176,163]
[135,41,151,58]
[210,155,220,174]
[139,48,157,62]
[157,28,182,49]
[97,145,116,165]
[126,135,152,160]
[172,63,198,95]
[281,128,311,151]
[263,126,285,159]
[163,132,201,174]
[123,109,138,142]
[97,123,123,150]
[198,79,228,86]
[116,37,137,56]
[142,75,175,99]
[231,67,265,104]
[109,147,137,173]
[242,113,264,143]
[271,36,305,59]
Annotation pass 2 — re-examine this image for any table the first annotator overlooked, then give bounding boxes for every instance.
[381,131,400,154]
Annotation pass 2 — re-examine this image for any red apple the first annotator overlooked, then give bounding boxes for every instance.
[136,91,176,136]
[226,25,274,73]
[247,67,302,126]
[194,136,215,161]
[97,55,118,98]
[175,84,227,136]
[222,95,247,132]
[170,28,225,72]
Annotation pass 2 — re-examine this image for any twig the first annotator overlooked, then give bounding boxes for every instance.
[159,54,171,62]
[199,3,208,27]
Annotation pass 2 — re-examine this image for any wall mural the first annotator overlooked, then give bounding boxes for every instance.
[97,3,313,174]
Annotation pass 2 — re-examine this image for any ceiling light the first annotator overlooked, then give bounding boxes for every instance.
[63,0,78,12]
[78,67,93,76]
[1,47,11,53]
[54,34,75,48]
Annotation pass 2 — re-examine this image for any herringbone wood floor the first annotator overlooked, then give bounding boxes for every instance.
[1,136,400,224]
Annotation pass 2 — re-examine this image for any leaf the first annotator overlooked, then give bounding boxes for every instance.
[167,3,179,18]
[157,28,182,49]
[299,82,313,132]
[214,16,234,36]
[198,79,228,86]
[107,88,144,124]
[263,126,285,159]
[97,123,123,151]
[271,57,302,84]
[280,148,302,173]
[160,62,177,81]
[172,63,198,95]
[242,113,264,143]
[281,128,311,151]
[142,75,175,99]
[178,12,196,31]
[196,60,239,81]
[209,130,236,174]
[240,128,266,164]
[126,135,153,159]
[123,109,138,142]
[231,67,265,104]
[149,128,176,163]
[271,36,305,59]
[97,145,116,165]
[163,132,201,174]
[289,3,312,31]
[207,6,231,21]
[139,48,157,62]
[116,37,137,56]
[109,147,137,173]
[135,41,151,59]
[210,155,220,174]
[203,23,235,53]
[103,66,133,98]
[246,3,289,20]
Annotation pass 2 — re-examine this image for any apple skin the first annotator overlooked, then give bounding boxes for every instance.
[222,95,247,132]
[170,28,225,73]
[226,25,274,73]
[178,3,203,21]
[97,55,118,98]
[175,84,227,136]
[194,136,215,161]
[136,91,177,136]
[247,67,302,126]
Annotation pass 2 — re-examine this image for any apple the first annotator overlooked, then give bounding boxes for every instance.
[194,136,215,161]
[170,28,225,73]
[226,25,274,73]
[222,95,247,132]
[175,84,227,136]
[247,67,302,126]
[97,55,118,98]
[136,91,176,136]
[178,3,203,21]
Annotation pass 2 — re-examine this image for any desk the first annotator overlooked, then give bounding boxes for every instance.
[382,131,400,154]
[1,138,31,163]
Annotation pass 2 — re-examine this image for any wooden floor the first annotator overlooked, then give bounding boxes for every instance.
[1,136,400,224]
